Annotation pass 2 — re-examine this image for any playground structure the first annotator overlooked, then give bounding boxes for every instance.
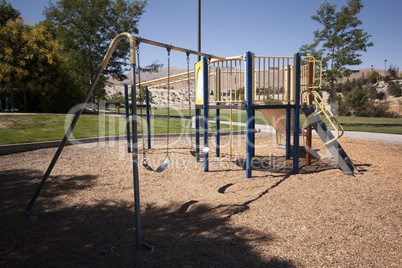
[136,52,356,177]
[26,33,357,251]
[0,97,14,112]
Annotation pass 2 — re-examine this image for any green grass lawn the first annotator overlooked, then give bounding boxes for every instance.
[0,110,401,145]
[326,116,402,134]
[0,113,243,145]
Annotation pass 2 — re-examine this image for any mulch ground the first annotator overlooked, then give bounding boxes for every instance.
[1,133,401,267]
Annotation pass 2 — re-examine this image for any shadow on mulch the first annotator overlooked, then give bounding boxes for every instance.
[0,169,297,267]
[233,155,340,175]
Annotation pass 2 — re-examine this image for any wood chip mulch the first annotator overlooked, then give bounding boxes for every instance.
[1,133,401,267]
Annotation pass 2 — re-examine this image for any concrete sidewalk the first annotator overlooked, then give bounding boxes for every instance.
[218,120,402,144]
[332,131,402,144]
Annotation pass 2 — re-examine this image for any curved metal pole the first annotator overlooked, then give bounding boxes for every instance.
[130,62,142,251]
[25,66,104,214]
[25,33,138,214]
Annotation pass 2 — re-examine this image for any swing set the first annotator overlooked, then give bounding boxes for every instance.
[26,32,356,251]
[129,40,211,173]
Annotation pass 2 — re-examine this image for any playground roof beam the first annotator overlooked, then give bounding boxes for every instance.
[138,70,195,89]
[136,36,225,60]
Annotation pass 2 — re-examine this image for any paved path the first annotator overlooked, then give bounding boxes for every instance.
[217,120,402,145]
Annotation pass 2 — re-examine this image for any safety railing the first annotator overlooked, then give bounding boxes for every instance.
[254,56,296,104]
[208,56,246,104]
[300,57,322,104]
[303,90,344,145]
[208,55,298,104]
[136,54,322,108]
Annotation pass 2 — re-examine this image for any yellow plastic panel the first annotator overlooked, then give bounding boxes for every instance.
[195,60,204,105]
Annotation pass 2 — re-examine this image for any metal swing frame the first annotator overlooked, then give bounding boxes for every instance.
[25,33,224,251]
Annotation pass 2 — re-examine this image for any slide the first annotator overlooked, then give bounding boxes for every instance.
[260,108,293,142]
[301,105,357,174]
[261,108,320,159]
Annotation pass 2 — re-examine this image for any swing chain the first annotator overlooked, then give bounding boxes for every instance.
[186,51,194,150]
[136,44,148,166]
[166,46,172,158]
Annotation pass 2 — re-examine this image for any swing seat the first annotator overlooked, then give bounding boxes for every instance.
[143,157,170,173]
[190,147,210,158]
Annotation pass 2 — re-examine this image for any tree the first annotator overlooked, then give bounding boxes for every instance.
[0,0,20,26]
[136,86,155,104]
[387,64,399,79]
[299,0,373,101]
[0,17,82,112]
[43,0,147,103]
[107,92,125,104]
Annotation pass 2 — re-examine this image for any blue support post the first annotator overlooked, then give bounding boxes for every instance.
[293,53,301,174]
[286,65,291,159]
[245,51,253,178]
[251,108,255,157]
[195,108,200,162]
[124,84,131,153]
[202,57,209,172]
[286,106,291,159]
[216,104,220,157]
[145,86,151,149]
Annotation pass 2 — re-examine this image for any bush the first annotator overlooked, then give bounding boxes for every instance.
[362,102,397,118]
[388,81,402,97]
[377,91,386,100]
[330,92,350,116]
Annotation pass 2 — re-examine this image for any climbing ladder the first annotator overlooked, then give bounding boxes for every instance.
[301,91,357,175]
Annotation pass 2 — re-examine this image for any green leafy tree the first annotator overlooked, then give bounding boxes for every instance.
[43,0,147,103]
[0,0,20,26]
[107,92,125,104]
[346,85,369,115]
[136,86,155,104]
[0,17,82,112]
[366,70,380,84]
[300,0,373,101]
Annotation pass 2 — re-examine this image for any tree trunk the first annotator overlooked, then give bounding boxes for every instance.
[23,90,28,112]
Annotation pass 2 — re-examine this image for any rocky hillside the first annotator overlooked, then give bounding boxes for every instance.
[105,67,195,108]
[374,80,402,115]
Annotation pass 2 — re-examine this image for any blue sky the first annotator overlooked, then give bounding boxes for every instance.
[9,0,402,71]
